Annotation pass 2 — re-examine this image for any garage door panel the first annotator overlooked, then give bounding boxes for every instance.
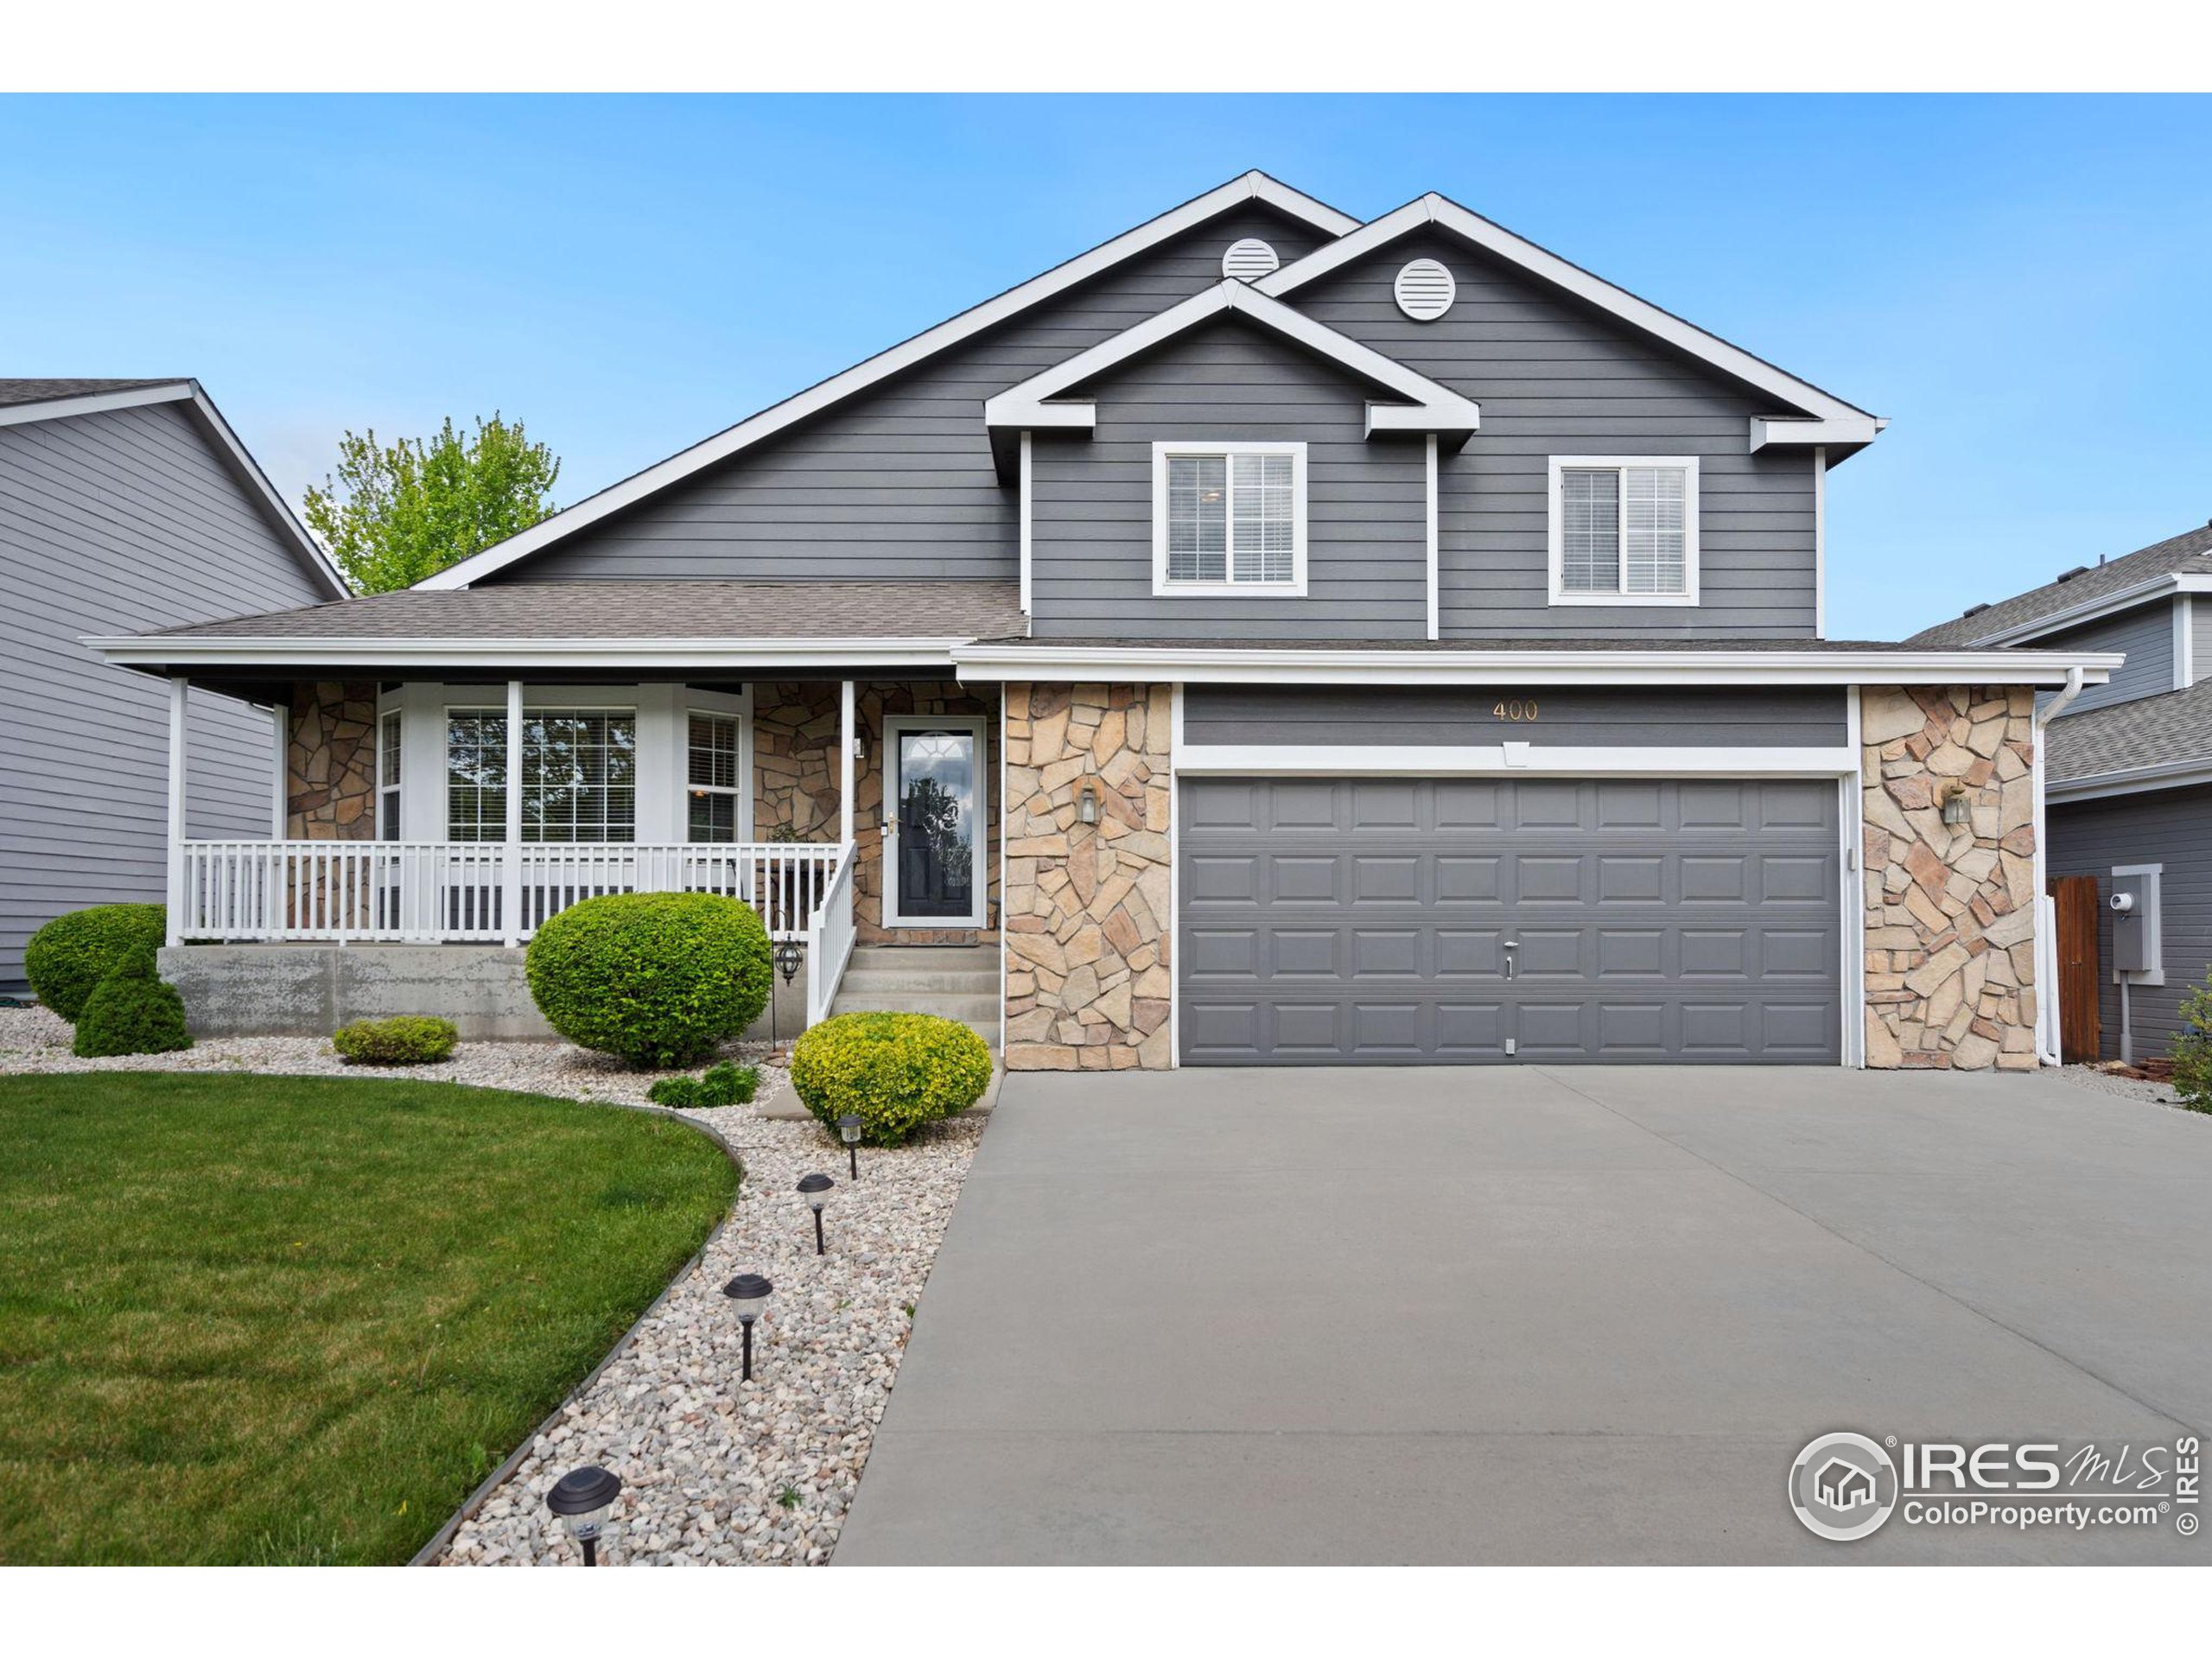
[1179,777,1840,1065]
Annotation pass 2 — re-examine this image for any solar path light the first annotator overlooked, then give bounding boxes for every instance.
[545,1465,622,1566]
[798,1172,835,1255]
[723,1273,772,1382]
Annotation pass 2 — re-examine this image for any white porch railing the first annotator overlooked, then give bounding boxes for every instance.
[805,846,858,1027]
[175,839,850,947]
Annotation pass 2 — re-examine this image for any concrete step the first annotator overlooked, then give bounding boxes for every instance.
[830,945,1000,1048]
[837,968,1001,995]
[831,989,1001,1022]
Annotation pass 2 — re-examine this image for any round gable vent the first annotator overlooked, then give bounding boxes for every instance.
[1221,238,1281,282]
[1394,257,1456,321]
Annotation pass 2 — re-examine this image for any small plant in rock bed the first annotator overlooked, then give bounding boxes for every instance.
[646,1062,760,1110]
[776,1485,802,1510]
[2170,978,2212,1113]
[331,1016,459,1066]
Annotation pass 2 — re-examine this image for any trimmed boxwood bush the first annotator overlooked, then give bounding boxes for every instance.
[331,1015,459,1066]
[524,892,772,1067]
[25,904,167,1021]
[647,1062,760,1110]
[72,958,193,1058]
[790,1012,991,1147]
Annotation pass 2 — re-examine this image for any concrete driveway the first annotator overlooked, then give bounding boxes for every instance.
[838,1066,2212,1565]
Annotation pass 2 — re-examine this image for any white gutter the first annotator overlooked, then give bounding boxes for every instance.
[2031,666,2086,1067]
[85,635,974,672]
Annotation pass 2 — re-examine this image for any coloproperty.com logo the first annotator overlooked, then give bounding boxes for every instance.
[1789,1432,2202,1542]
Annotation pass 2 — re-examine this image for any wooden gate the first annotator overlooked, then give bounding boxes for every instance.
[2048,874,2101,1064]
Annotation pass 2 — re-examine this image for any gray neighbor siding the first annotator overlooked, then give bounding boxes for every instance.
[494,205,1328,585]
[1287,229,1818,640]
[1182,685,1847,747]
[1029,320,1427,639]
[0,400,328,988]
[2034,603,2175,715]
[2048,784,2212,1061]
[2195,597,2211,686]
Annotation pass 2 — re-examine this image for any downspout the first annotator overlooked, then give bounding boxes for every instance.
[2031,667,2086,1066]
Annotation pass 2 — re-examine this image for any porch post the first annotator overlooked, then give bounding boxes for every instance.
[502,679,524,948]
[839,679,855,848]
[166,677,188,946]
[269,702,287,837]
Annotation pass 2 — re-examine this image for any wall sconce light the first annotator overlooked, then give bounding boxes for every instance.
[1939,787,1972,828]
[1076,779,1101,825]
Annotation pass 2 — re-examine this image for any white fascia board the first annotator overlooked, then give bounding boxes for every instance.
[952,644,2122,688]
[1961,575,2211,646]
[0,380,348,600]
[1176,743,1856,778]
[986,280,1479,436]
[420,173,1360,591]
[1259,194,1878,429]
[2046,758,2212,804]
[85,635,969,672]
[1750,416,1886,451]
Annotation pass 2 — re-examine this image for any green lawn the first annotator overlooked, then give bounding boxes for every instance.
[0,1072,737,1565]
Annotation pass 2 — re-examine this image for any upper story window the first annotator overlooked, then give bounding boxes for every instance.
[1151,442,1306,596]
[1548,457,1700,607]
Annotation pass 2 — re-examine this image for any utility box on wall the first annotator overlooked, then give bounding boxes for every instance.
[2108,867,2163,980]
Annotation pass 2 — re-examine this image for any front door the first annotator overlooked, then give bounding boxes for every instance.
[882,717,987,928]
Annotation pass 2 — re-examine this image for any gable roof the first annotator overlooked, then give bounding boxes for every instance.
[0,377,349,599]
[981,279,1481,470]
[418,171,1360,592]
[1906,522,2212,647]
[1258,194,1884,448]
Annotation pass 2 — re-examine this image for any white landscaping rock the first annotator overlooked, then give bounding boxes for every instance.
[0,1004,982,1567]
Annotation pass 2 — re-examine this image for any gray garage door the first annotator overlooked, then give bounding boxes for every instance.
[1178,776,1841,1065]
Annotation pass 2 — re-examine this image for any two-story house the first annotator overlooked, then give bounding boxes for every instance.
[3,378,346,993]
[91,175,2116,1071]
[1908,524,2212,1064]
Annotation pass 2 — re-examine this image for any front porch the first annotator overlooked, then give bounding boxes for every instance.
[157,673,1001,1033]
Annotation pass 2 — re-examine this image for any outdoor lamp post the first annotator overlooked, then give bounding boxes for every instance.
[798,1172,835,1255]
[723,1273,772,1382]
[770,937,803,1046]
[838,1114,863,1179]
[545,1465,622,1566]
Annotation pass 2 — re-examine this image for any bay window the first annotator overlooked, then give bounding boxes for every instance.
[445,708,637,842]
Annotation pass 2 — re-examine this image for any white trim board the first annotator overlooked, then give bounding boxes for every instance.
[418,173,1360,591]
[88,634,975,673]
[951,643,2122,689]
[983,279,1480,455]
[2046,758,2212,804]
[1255,194,1883,438]
[0,378,348,600]
[1173,743,1858,778]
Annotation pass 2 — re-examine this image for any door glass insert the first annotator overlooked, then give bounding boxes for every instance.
[895,728,976,920]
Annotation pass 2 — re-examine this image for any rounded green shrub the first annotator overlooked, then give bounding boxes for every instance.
[331,1015,459,1065]
[790,1012,991,1147]
[524,892,771,1067]
[72,958,193,1058]
[25,904,167,1022]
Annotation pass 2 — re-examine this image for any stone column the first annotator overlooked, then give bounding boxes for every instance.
[286,681,378,839]
[1859,685,2040,1071]
[1002,683,1174,1071]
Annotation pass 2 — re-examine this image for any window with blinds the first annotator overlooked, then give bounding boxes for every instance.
[445,709,638,842]
[1552,460,1696,602]
[687,711,741,842]
[1156,444,1304,591]
[378,709,403,842]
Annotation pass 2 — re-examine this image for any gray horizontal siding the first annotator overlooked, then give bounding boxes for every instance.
[2039,602,2175,715]
[1181,684,1847,747]
[1030,321,1427,640]
[497,205,1329,585]
[2195,596,2211,688]
[2048,784,2212,1061]
[0,400,321,987]
[1284,230,1818,640]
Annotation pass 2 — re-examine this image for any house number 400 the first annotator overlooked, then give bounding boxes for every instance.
[1492,699,1539,722]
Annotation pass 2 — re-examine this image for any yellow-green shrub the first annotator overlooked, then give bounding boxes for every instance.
[331,1016,459,1065]
[790,1012,991,1146]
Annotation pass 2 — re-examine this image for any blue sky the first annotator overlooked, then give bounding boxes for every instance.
[2,93,2206,637]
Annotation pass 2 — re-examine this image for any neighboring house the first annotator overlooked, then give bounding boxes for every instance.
[1,378,346,993]
[1907,524,2212,1062]
[92,174,2116,1070]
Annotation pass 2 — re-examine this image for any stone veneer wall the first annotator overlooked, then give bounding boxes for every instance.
[752,679,1000,947]
[287,680,378,840]
[1002,683,1174,1071]
[1859,685,2039,1071]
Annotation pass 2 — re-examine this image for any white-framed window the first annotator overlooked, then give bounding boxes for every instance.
[445,707,638,842]
[686,711,742,842]
[1547,456,1700,606]
[1151,441,1307,596]
[378,709,402,842]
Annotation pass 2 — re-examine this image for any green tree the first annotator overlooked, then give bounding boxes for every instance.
[303,414,560,593]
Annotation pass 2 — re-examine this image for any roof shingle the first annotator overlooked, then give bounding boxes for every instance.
[0,377,187,410]
[1906,522,2212,646]
[2045,677,2212,785]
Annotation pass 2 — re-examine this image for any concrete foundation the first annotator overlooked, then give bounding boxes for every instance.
[159,943,810,1042]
